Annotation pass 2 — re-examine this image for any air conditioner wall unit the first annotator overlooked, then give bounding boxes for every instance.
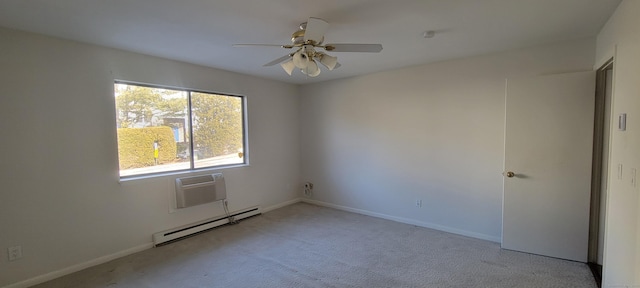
[175,173,226,209]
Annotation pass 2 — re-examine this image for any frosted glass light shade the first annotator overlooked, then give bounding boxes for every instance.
[292,50,309,69]
[319,54,338,70]
[280,59,295,75]
[301,60,320,77]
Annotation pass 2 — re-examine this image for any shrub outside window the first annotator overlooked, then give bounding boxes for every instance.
[114,82,246,178]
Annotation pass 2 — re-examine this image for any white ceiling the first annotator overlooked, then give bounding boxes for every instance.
[0,0,621,84]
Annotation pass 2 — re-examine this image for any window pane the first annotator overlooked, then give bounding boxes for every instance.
[114,83,190,177]
[190,92,245,169]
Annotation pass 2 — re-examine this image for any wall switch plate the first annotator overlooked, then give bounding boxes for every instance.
[8,246,22,261]
[618,113,627,131]
[632,168,637,188]
[618,164,624,180]
[416,200,422,207]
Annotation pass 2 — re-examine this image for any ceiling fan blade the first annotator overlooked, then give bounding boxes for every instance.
[263,54,292,67]
[304,17,329,44]
[234,44,294,48]
[324,44,383,53]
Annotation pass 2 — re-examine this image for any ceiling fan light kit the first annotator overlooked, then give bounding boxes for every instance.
[280,59,296,75]
[234,17,382,78]
[302,59,321,77]
[292,47,311,68]
[319,53,338,70]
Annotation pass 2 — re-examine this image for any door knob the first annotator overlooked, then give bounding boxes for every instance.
[505,171,515,178]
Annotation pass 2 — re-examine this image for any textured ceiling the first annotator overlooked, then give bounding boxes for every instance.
[0,0,621,84]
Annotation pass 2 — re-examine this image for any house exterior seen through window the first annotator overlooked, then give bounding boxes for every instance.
[114,82,246,178]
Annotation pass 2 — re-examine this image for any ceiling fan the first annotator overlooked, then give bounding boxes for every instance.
[234,17,383,77]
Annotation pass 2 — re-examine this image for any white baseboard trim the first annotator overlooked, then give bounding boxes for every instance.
[5,198,304,288]
[262,198,302,213]
[5,197,497,288]
[5,242,153,288]
[302,198,501,243]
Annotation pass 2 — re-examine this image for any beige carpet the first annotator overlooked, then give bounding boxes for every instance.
[33,202,597,288]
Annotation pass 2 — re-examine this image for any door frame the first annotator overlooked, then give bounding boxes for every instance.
[587,58,614,283]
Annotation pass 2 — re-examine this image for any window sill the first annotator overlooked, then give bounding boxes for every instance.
[118,163,250,184]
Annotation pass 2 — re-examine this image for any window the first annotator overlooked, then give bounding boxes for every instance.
[114,82,246,178]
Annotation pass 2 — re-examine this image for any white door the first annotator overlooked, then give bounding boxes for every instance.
[502,71,595,262]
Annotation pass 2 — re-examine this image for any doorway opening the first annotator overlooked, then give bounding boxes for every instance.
[588,59,614,286]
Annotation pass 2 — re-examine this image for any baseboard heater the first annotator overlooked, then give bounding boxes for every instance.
[153,206,261,246]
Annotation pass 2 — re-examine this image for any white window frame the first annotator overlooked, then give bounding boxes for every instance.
[114,81,249,180]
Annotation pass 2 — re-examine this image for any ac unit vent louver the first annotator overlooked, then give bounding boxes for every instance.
[175,173,226,209]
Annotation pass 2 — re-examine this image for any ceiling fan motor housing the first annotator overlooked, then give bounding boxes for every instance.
[291,23,324,46]
[292,30,305,45]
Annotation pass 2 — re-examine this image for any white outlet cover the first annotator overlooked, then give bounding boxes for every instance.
[8,246,22,261]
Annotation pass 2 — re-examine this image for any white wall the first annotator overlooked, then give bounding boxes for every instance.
[300,38,595,242]
[0,27,300,287]
[595,0,640,286]
[0,18,625,287]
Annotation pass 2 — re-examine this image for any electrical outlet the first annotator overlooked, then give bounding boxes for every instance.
[8,246,22,261]
[416,200,422,208]
[303,182,313,197]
